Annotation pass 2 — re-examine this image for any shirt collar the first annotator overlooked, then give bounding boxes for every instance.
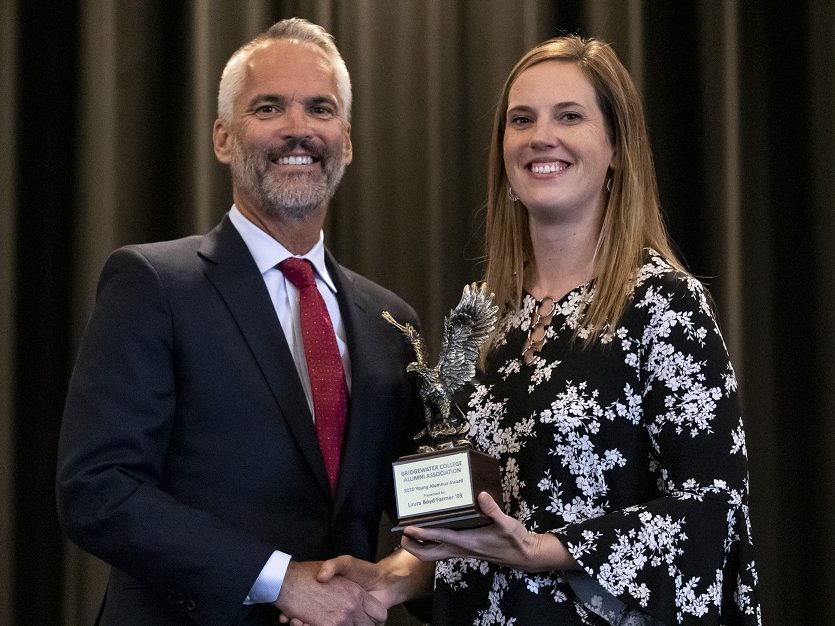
[228,205,338,293]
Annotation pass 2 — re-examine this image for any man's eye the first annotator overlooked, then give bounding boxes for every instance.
[311,106,335,117]
[256,105,279,116]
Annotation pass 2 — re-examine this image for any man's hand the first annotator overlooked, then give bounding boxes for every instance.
[273,560,387,626]
[316,556,392,607]
[317,550,434,610]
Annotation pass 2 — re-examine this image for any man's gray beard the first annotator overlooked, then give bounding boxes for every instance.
[230,142,346,220]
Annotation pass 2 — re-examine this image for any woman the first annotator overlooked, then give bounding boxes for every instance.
[315,35,760,626]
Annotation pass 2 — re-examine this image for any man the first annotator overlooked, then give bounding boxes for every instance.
[57,18,421,626]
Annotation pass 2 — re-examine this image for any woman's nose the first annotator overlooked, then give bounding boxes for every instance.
[528,120,559,149]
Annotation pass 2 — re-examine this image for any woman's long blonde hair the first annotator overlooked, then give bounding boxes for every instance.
[483,35,684,356]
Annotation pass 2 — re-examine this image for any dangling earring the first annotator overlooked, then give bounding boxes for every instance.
[606,177,613,192]
[508,187,519,202]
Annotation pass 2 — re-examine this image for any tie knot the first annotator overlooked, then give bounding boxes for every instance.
[278,257,316,290]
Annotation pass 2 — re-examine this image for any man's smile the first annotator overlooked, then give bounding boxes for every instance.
[275,155,315,165]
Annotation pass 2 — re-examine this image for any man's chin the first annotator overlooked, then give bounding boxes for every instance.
[268,169,322,184]
[254,168,343,218]
[260,190,330,219]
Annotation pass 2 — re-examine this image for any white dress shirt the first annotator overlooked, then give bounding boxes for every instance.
[228,205,351,605]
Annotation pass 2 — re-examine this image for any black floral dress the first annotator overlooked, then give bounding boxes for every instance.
[431,253,761,625]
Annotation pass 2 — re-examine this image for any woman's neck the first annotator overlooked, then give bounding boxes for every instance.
[525,212,601,301]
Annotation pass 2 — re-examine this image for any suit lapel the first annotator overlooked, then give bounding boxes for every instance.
[327,253,385,512]
[198,216,331,497]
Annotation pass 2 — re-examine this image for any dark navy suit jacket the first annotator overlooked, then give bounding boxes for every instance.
[57,215,422,625]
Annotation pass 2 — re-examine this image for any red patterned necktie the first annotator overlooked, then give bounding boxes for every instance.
[278,258,348,491]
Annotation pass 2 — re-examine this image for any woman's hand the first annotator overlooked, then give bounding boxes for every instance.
[316,556,394,608]
[401,492,577,572]
[315,549,435,611]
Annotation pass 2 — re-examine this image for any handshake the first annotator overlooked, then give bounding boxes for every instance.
[274,546,431,626]
[271,491,573,626]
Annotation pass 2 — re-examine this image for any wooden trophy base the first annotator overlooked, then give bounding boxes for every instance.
[391,446,501,533]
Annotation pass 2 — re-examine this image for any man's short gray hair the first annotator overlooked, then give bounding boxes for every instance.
[217,18,352,123]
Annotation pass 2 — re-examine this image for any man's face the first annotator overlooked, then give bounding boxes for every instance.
[214,39,352,221]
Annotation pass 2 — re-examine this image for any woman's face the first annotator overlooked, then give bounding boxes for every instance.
[503,60,615,224]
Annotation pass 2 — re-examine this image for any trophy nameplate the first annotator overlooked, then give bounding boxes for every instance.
[383,283,500,533]
[391,446,501,532]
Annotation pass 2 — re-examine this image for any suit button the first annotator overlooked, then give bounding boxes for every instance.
[186,599,197,611]
[176,593,185,605]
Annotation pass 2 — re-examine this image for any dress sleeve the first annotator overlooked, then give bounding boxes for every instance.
[551,273,761,626]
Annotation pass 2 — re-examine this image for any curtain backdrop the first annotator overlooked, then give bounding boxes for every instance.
[2,1,833,624]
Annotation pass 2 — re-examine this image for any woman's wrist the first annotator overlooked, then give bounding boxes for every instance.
[524,532,579,572]
[377,547,434,606]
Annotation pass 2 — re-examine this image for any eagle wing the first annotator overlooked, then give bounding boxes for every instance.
[381,310,429,367]
[437,283,498,395]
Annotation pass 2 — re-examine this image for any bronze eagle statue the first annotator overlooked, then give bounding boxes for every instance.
[382,282,498,452]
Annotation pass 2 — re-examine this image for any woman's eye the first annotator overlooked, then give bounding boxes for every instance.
[508,115,531,126]
[562,112,581,122]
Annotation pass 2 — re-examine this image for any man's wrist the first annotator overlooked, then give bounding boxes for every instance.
[245,551,291,604]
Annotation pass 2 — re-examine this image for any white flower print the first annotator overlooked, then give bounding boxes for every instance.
[431,252,760,625]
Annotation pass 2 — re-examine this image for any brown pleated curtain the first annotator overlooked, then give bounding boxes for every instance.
[1,1,833,624]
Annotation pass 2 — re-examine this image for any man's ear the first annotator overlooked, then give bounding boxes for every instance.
[213,119,233,164]
[342,122,353,166]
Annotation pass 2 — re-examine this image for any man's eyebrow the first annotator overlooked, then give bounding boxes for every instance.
[245,94,340,110]
[307,95,340,108]
[246,93,286,108]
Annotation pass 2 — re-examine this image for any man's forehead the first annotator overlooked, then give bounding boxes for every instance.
[235,38,342,114]
[245,39,335,83]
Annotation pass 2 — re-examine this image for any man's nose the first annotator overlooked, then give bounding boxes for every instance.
[279,105,313,138]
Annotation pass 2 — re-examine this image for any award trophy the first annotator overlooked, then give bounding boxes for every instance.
[383,283,501,532]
